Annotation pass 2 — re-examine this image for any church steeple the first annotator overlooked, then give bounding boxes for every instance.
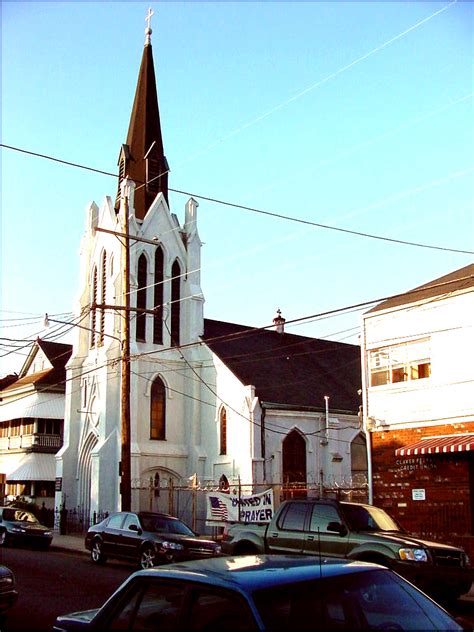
[115,8,169,219]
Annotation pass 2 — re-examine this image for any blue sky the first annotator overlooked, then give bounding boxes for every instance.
[1,1,473,375]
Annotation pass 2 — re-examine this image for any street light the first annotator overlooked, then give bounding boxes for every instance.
[43,313,121,342]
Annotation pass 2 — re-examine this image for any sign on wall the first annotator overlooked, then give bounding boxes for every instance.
[206,489,274,525]
[412,488,426,501]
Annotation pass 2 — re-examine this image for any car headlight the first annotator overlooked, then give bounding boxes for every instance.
[399,547,428,562]
[161,541,184,551]
[214,545,222,555]
[11,527,26,534]
[44,531,53,537]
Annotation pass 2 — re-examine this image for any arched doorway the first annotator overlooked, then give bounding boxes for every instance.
[282,430,307,498]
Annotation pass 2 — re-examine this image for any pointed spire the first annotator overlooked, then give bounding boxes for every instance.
[115,7,169,220]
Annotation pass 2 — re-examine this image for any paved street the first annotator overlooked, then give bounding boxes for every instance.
[1,544,132,631]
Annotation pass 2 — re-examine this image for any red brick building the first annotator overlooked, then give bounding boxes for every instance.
[361,264,474,557]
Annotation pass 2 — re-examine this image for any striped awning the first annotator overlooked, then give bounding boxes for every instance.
[395,434,474,457]
[5,453,56,481]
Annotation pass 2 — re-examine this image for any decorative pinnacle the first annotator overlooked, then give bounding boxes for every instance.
[145,7,154,45]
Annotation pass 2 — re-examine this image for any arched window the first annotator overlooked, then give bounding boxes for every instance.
[220,407,227,455]
[136,253,147,342]
[150,377,166,440]
[99,251,107,345]
[351,433,368,486]
[90,266,98,348]
[170,260,181,346]
[153,247,164,344]
[219,474,230,492]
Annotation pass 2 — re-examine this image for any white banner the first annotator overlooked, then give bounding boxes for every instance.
[206,488,274,525]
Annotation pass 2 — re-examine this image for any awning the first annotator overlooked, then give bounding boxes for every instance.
[5,453,56,481]
[0,393,64,422]
[395,434,474,457]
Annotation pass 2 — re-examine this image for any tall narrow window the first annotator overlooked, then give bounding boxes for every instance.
[136,254,147,342]
[170,260,181,346]
[90,266,98,348]
[153,247,164,344]
[220,408,227,455]
[99,251,107,345]
[150,377,166,440]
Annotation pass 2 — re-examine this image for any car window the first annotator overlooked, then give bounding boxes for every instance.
[107,581,185,631]
[107,514,126,529]
[277,503,308,531]
[252,570,462,631]
[3,509,38,523]
[309,505,342,533]
[187,589,256,631]
[140,515,195,536]
[123,514,141,531]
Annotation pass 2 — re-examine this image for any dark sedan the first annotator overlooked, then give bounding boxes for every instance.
[0,564,18,625]
[54,555,468,631]
[85,511,221,569]
[0,506,53,549]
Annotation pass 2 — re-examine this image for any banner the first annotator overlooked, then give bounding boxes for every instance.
[206,488,274,525]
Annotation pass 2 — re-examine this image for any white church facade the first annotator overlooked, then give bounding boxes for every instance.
[55,17,365,520]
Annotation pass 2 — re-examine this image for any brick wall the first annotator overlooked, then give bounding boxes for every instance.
[370,422,474,558]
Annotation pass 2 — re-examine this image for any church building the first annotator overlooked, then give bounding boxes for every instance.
[55,15,364,520]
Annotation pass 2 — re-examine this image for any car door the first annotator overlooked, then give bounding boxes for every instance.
[119,512,145,560]
[265,502,309,554]
[303,503,350,558]
[101,513,126,556]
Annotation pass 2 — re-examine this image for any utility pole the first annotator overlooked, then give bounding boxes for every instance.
[120,178,132,511]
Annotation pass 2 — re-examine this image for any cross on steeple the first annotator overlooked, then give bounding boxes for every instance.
[145,7,154,45]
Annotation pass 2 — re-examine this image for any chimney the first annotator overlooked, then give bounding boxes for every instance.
[273,309,285,334]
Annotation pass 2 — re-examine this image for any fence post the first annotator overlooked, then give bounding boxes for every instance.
[59,504,68,535]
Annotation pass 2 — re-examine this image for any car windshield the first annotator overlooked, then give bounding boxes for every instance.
[253,570,462,631]
[140,515,195,536]
[3,509,39,524]
[341,504,403,532]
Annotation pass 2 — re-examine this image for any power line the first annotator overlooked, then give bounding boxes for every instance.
[2,143,472,255]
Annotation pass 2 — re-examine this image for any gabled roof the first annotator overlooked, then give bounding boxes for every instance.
[367,263,474,314]
[1,339,72,396]
[202,319,361,414]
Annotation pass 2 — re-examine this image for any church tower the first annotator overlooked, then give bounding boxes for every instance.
[56,10,205,517]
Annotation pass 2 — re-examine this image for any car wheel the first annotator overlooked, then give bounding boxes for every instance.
[91,539,107,565]
[140,545,156,569]
[0,529,7,547]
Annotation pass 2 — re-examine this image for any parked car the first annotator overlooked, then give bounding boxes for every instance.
[53,554,469,631]
[0,506,53,549]
[85,511,221,569]
[222,498,474,601]
[0,564,18,625]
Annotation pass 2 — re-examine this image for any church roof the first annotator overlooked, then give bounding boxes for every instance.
[202,319,361,414]
[118,22,169,218]
[366,263,474,314]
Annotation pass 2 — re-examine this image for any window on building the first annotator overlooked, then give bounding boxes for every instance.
[90,266,98,347]
[37,419,62,436]
[150,377,166,440]
[170,260,181,346]
[153,247,164,345]
[369,339,431,387]
[99,250,107,345]
[219,408,227,455]
[136,253,148,342]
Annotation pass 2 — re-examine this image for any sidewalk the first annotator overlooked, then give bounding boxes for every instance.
[50,533,88,556]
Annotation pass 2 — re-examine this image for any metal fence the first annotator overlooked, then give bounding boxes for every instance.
[19,481,369,535]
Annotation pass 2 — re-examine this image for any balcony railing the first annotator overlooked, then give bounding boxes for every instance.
[0,433,62,451]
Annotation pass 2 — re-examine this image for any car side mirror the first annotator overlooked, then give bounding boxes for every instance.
[327,521,348,537]
[129,524,142,534]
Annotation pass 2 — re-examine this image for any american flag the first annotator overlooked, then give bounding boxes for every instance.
[209,496,228,521]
